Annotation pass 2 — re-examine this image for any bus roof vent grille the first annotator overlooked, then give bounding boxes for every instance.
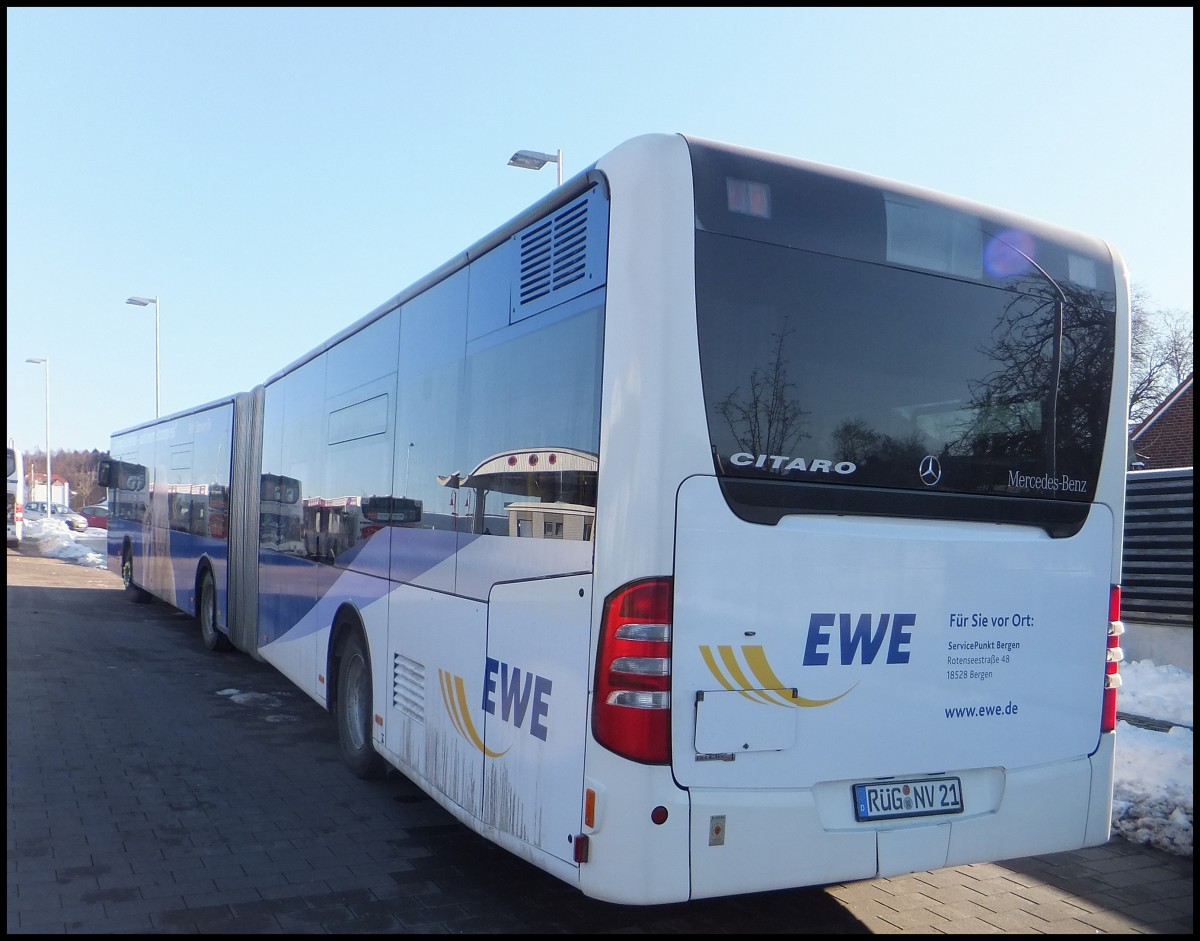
[512,188,607,321]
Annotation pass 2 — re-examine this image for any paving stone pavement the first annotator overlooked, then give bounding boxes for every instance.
[7,548,1193,934]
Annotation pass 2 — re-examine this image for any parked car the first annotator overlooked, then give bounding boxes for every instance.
[81,504,110,529]
[24,501,88,533]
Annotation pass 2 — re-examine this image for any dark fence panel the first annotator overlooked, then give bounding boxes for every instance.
[1123,467,1193,624]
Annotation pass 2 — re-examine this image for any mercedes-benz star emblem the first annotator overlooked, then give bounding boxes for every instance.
[919,455,942,487]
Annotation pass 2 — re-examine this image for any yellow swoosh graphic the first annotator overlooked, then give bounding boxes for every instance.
[701,645,777,704]
[438,669,509,757]
[700,645,855,707]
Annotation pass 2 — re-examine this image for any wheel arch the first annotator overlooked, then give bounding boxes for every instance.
[192,555,215,619]
[326,601,369,717]
[120,536,152,603]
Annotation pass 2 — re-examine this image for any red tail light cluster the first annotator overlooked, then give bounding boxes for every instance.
[1102,585,1124,733]
[592,577,673,764]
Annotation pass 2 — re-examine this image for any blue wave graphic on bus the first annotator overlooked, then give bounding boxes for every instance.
[260,527,589,646]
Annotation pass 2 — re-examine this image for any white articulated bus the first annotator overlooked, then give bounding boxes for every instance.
[100,133,1130,905]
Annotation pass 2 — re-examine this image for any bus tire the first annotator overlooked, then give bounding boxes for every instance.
[197,568,232,652]
[337,627,386,780]
[122,549,152,604]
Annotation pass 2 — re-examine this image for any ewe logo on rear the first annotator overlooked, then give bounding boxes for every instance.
[700,612,916,706]
[438,657,552,756]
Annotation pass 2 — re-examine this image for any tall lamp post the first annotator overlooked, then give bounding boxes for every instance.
[24,357,51,517]
[507,148,563,187]
[126,295,161,417]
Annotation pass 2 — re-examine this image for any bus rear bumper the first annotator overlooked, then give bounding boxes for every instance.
[686,735,1116,899]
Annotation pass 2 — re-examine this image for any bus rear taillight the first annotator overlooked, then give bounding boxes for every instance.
[592,577,672,764]
[1102,585,1124,733]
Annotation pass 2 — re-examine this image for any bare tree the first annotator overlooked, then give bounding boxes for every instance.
[714,322,810,455]
[1130,286,1193,424]
[1157,310,1194,384]
[23,448,107,509]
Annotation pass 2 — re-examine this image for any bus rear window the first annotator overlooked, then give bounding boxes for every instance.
[695,234,1116,528]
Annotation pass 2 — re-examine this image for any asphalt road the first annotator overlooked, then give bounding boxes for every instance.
[6,547,1193,934]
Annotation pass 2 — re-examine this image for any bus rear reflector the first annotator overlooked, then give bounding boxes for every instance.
[592,577,672,764]
[1102,585,1124,733]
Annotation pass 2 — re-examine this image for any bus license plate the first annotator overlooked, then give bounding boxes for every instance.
[853,776,963,822]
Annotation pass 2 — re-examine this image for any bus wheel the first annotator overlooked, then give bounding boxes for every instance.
[122,550,152,604]
[337,628,386,780]
[198,568,231,652]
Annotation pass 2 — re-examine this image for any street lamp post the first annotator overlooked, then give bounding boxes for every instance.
[24,357,51,517]
[126,295,161,417]
[507,148,563,187]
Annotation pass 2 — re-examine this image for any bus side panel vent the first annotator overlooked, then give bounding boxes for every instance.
[512,186,608,322]
[393,653,425,722]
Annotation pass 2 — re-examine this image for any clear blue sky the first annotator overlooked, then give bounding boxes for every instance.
[7,7,1194,454]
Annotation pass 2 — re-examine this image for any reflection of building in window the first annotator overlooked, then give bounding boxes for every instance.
[104,459,149,523]
[297,493,422,561]
[301,495,356,560]
[509,501,593,540]
[167,483,213,534]
[439,447,597,538]
[361,495,422,533]
[259,474,304,552]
